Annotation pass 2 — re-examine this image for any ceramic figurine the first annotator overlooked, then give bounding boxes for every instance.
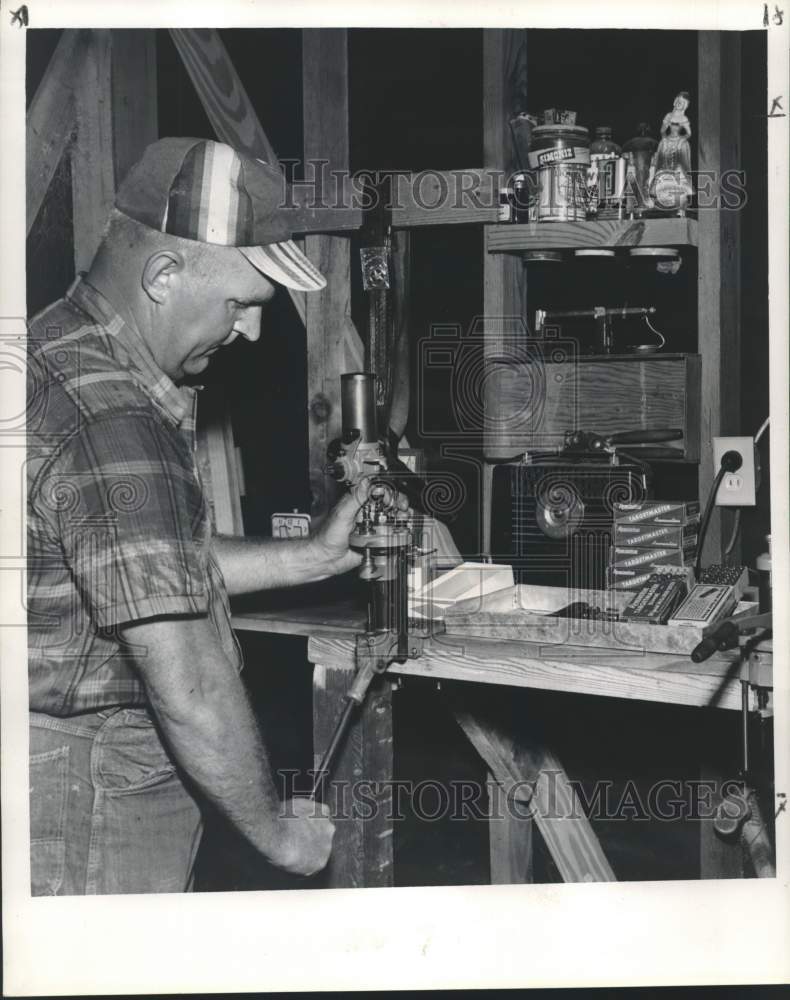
[647,92,693,215]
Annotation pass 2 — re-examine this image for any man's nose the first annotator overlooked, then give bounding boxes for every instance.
[235,307,262,341]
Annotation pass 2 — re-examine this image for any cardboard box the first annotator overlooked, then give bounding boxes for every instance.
[613,500,701,526]
[610,541,696,572]
[607,565,695,591]
[614,519,700,548]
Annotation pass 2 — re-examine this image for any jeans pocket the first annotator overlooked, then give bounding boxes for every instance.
[29,746,69,895]
[93,709,177,794]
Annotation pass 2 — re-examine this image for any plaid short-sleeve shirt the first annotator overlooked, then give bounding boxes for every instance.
[27,277,243,716]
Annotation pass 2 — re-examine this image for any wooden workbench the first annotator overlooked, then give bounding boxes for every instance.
[232,600,753,888]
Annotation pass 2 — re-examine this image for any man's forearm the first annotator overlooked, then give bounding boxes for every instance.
[212,487,366,596]
[122,616,291,862]
[212,534,341,595]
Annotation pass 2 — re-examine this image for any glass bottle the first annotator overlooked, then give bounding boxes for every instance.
[588,126,621,218]
[622,123,658,217]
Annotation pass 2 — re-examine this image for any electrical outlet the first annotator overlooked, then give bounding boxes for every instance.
[712,436,758,505]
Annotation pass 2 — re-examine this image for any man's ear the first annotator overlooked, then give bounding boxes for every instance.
[141,251,185,304]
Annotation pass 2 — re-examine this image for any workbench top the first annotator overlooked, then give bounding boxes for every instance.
[232,599,745,711]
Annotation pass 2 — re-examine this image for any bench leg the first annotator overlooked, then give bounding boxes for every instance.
[312,663,395,888]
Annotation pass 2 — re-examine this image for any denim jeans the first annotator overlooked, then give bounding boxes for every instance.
[29,707,203,895]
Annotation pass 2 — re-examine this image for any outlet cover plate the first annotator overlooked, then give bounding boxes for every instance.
[713,436,757,505]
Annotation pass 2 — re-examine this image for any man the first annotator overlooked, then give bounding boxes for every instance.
[27,138,365,894]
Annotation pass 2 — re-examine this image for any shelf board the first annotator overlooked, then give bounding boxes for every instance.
[487,217,698,254]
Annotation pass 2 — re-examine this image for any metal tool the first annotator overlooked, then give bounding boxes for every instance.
[690,609,771,663]
[313,374,435,799]
[698,610,776,876]
[535,306,658,354]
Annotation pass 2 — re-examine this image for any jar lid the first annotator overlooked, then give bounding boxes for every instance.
[531,124,590,139]
[628,247,679,258]
[522,250,564,262]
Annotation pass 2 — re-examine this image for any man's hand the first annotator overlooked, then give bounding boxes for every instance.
[266,798,336,876]
[310,479,369,575]
[211,476,411,594]
[311,478,412,576]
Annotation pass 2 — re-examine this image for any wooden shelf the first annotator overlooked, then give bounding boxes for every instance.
[487,217,698,254]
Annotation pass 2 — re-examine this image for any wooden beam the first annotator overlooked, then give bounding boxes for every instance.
[698,32,742,563]
[482,30,528,555]
[170,28,278,165]
[312,664,394,888]
[303,29,352,520]
[449,689,616,883]
[487,773,533,883]
[110,30,158,185]
[391,168,500,228]
[26,30,85,235]
[71,30,115,273]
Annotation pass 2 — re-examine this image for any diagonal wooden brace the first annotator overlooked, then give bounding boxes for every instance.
[447,688,616,883]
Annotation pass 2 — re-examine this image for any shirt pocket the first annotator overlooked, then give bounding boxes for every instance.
[29,745,69,895]
[93,708,177,794]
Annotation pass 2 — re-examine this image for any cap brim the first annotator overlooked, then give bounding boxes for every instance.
[239,241,326,291]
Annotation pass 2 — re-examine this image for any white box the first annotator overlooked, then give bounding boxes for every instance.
[410,562,514,619]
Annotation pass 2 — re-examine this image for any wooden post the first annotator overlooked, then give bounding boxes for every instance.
[110,30,158,185]
[302,29,351,520]
[388,229,412,439]
[481,30,528,554]
[697,32,742,563]
[69,30,159,273]
[312,664,394,888]
[196,386,245,536]
[71,30,115,273]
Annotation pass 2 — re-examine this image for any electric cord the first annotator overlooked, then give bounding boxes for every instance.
[643,314,666,348]
[754,416,770,444]
[723,508,742,558]
[720,416,767,560]
[694,450,743,580]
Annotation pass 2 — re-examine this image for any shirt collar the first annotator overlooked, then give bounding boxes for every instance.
[66,275,195,427]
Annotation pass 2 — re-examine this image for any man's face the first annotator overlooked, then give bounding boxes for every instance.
[160,249,277,380]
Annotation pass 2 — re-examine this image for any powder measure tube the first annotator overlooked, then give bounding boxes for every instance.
[341,372,377,443]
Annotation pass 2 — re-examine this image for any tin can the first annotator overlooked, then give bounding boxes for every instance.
[527,124,590,222]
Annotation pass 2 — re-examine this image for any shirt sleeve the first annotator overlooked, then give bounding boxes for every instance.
[35,410,211,628]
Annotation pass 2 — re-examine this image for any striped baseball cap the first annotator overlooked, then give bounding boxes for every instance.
[114,138,326,291]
